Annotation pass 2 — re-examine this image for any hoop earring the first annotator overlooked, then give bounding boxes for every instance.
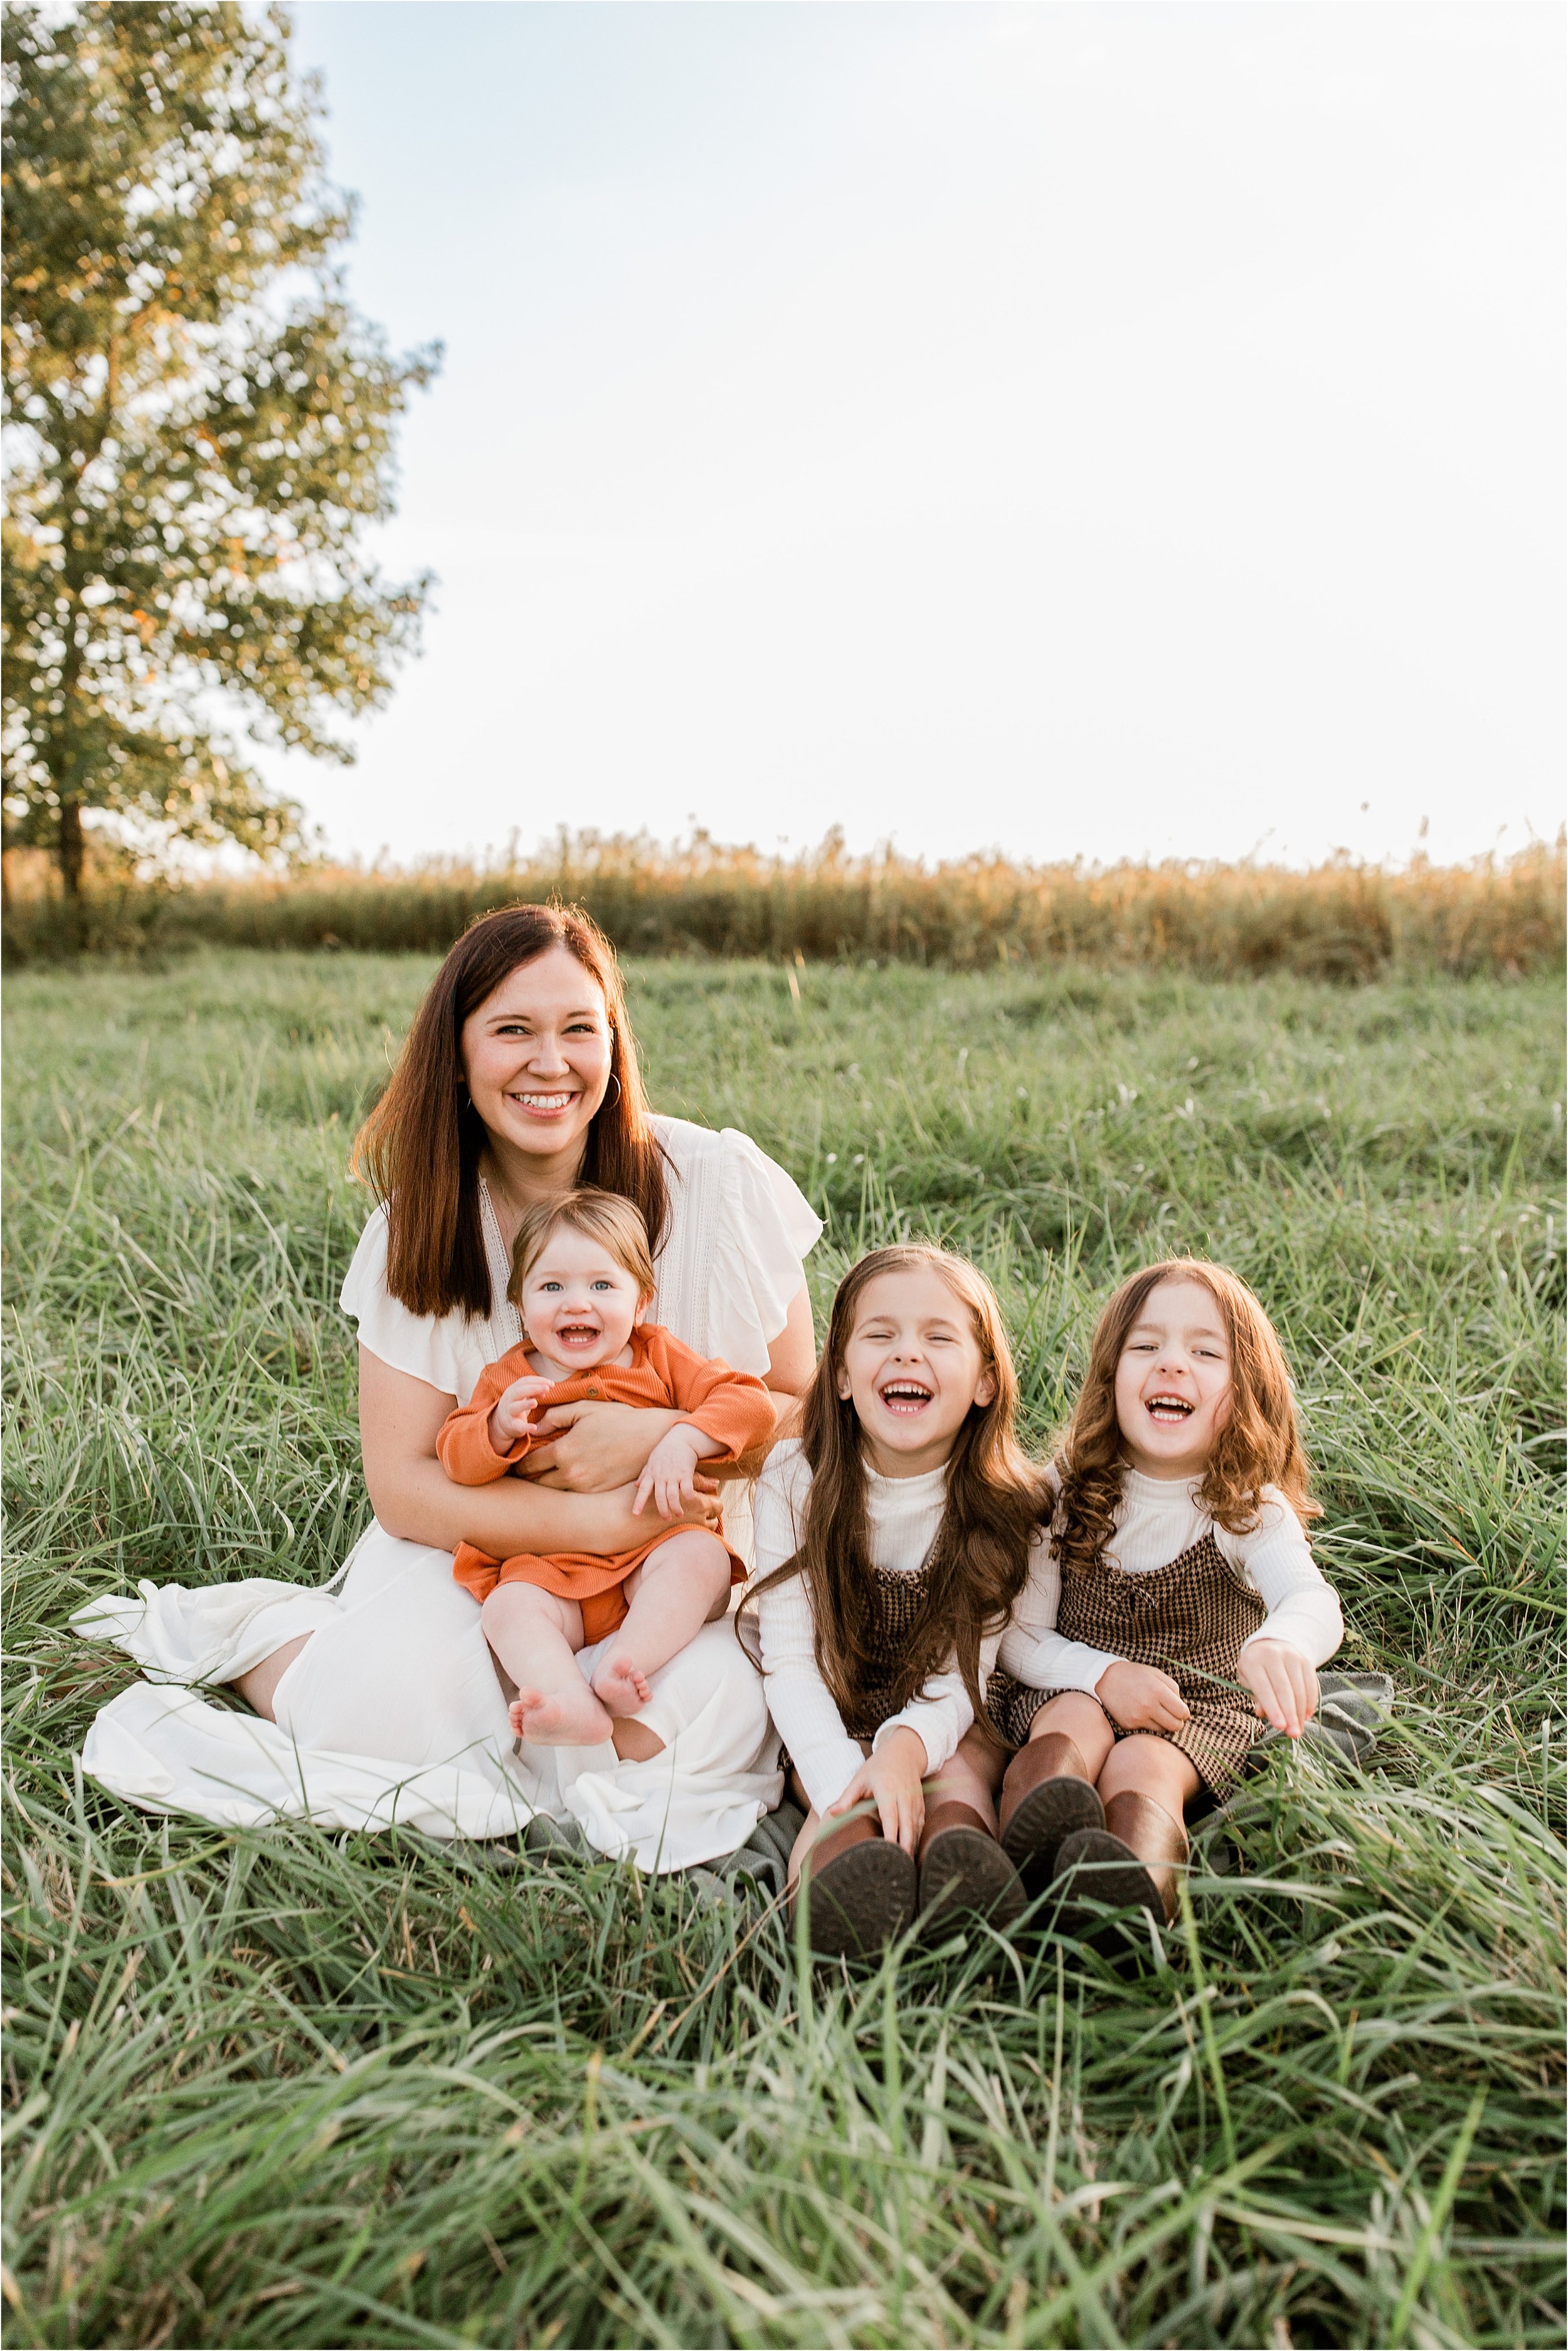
[603,1073,623,1110]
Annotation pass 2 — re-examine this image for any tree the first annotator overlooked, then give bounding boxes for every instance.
[1,2,438,903]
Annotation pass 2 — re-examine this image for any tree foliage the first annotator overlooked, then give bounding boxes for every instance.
[1,1,438,896]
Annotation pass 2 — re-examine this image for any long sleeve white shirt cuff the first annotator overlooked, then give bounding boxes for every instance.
[1239,1588,1343,1668]
[1007,1632,1123,1697]
[759,1653,871,1817]
[871,1694,967,1779]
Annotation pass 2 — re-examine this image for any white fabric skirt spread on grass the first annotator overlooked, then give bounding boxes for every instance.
[72,1519,783,1873]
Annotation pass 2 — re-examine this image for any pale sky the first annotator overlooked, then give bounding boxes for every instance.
[264,1,1565,871]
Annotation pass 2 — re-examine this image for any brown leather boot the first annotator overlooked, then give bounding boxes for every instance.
[790,1812,916,1960]
[916,1799,1024,1932]
[1052,1790,1189,1934]
[999,1733,1104,1885]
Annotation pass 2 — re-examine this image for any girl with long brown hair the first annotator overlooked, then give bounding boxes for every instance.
[980,1258,1343,1938]
[746,1244,1046,1958]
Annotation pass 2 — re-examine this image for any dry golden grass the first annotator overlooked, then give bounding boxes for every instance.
[3,829,1562,977]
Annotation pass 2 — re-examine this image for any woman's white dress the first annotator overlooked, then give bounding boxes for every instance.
[71,1117,820,1873]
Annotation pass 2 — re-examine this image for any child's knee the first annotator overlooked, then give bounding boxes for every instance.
[1100,1733,1199,1812]
[956,1717,1008,1790]
[695,1528,733,1577]
[657,1529,732,1593]
[1031,1689,1103,1739]
[664,1531,735,1620]
[701,1534,736,1600]
[480,1581,551,1638]
[1031,1688,1115,1768]
[478,1585,511,1635]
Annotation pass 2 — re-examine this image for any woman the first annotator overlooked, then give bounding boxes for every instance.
[73,906,820,1871]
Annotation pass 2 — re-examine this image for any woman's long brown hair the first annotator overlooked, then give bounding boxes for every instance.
[350,904,669,1319]
[1052,1258,1320,1577]
[741,1246,1046,1723]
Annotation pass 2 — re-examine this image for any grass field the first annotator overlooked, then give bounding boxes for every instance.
[4,948,1564,2350]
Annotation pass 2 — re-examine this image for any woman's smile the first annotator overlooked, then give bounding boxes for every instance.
[505,1087,580,1120]
[460,944,615,1181]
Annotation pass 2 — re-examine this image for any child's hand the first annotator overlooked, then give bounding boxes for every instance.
[633,1425,710,1520]
[1239,1639,1317,1739]
[825,1727,930,1855]
[487,1374,554,1453]
[1096,1659,1191,1734]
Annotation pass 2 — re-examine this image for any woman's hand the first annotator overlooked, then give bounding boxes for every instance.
[358,1352,718,1556]
[1239,1639,1317,1739]
[825,1726,930,1855]
[486,1478,719,1560]
[1095,1659,1191,1734]
[524,1401,687,1492]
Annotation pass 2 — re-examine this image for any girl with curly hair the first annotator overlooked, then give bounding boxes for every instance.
[981,1260,1343,1936]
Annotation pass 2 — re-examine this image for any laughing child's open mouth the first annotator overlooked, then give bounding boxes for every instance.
[877,1381,933,1416]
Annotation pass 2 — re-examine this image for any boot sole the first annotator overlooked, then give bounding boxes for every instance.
[1051,1827,1170,1935]
[1001,1776,1104,1882]
[918,1825,1026,1933]
[794,1839,916,1960]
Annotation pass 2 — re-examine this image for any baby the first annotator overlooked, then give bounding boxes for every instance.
[437,1186,776,1746]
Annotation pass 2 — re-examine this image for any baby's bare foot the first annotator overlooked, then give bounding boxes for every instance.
[591,1654,652,1717]
[509,1682,615,1746]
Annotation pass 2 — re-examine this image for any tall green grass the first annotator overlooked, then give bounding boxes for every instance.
[4,950,1564,2347]
[4,833,1563,978]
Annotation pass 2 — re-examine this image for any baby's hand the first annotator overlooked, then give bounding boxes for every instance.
[487,1374,554,1453]
[1239,1639,1317,1739]
[1096,1658,1190,1734]
[633,1425,709,1520]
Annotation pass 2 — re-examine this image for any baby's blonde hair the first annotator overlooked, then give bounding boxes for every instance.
[507,1186,657,1308]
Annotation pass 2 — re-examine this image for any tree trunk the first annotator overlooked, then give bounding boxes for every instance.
[59,798,85,898]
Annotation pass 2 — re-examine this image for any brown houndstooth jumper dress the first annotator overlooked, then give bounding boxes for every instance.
[838,1561,940,1743]
[750,1558,951,1807]
[984,1532,1269,1800]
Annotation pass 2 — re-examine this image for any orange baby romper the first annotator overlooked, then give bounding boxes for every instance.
[436,1324,776,1643]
